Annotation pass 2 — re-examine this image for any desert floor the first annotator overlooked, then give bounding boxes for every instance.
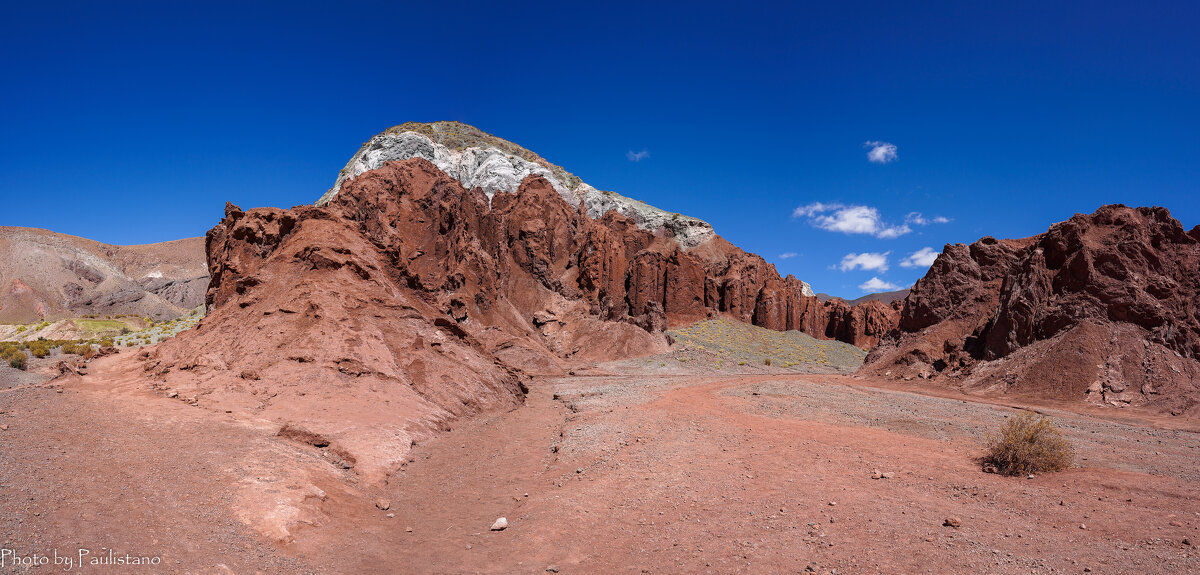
[1,350,1198,574]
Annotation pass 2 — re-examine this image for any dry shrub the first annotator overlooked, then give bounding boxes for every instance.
[983,411,1074,475]
[1,347,27,370]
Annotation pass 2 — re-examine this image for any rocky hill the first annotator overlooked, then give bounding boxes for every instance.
[316,122,897,346]
[0,227,207,323]
[142,122,899,479]
[861,205,1200,415]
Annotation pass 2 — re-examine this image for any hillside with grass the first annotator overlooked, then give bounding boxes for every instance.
[667,318,869,372]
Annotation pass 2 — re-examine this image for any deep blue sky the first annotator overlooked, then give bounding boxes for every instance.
[2,1,1197,297]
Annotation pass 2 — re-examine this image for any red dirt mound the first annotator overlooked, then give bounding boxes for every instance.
[862,204,1200,415]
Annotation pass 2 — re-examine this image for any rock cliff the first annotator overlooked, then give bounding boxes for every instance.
[146,145,898,478]
[862,205,1200,415]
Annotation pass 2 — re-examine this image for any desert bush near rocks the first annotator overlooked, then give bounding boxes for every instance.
[983,411,1074,476]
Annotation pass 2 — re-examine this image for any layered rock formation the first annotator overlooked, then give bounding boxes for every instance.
[0,227,206,323]
[313,121,897,347]
[862,205,1200,415]
[145,129,898,478]
[318,121,715,247]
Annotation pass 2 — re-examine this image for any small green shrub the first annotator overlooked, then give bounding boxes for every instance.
[983,411,1074,476]
[26,340,51,358]
[1,346,27,370]
[763,357,772,366]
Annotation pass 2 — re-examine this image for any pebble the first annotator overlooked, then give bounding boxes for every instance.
[881,472,894,479]
[406,527,413,533]
[546,567,560,573]
[386,513,395,518]
[871,469,882,479]
[0,425,7,431]
[491,517,508,531]
[375,499,391,511]
[944,516,962,528]
[828,501,837,506]
[1079,524,1087,530]
[576,468,583,474]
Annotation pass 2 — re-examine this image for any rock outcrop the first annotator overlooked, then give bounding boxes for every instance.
[147,144,897,479]
[862,205,1200,415]
[0,227,206,323]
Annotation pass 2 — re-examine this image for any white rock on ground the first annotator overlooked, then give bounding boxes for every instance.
[490,517,508,531]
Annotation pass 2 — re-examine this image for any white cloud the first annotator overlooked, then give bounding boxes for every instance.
[899,247,940,268]
[839,251,890,272]
[859,277,902,292]
[792,202,910,238]
[626,149,650,162]
[778,252,798,259]
[865,141,898,164]
[905,212,952,226]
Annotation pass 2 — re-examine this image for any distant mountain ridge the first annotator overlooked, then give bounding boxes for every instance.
[817,289,910,306]
[0,226,207,323]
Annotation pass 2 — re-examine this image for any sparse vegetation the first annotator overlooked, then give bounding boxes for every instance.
[113,306,204,348]
[666,319,867,372]
[1,344,28,370]
[983,411,1075,476]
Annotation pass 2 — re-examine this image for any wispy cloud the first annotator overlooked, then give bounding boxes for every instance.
[626,149,650,162]
[899,247,940,268]
[905,212,951,226]
[864,141,898,164]
[791,202,910,239]
[839,251,889,272]
[778,252,798,259]
[859,277,902,292]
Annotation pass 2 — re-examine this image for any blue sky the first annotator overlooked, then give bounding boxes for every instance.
[2,1,1197,298]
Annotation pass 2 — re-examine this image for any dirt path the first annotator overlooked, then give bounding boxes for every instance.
[2,359,1198,574]
[298,369,1200,574]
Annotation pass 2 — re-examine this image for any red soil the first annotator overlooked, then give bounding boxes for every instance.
[2,350,1197,574]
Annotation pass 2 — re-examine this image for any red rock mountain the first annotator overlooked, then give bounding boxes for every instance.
[862,205,1200,415]
[145,153,896,478]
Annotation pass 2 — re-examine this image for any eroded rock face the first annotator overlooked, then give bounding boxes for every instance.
[863,205,1200,415]
[146,154,909,482]
[149,157,897,481]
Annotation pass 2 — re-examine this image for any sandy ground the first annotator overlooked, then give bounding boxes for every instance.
[1,350,1198,574]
